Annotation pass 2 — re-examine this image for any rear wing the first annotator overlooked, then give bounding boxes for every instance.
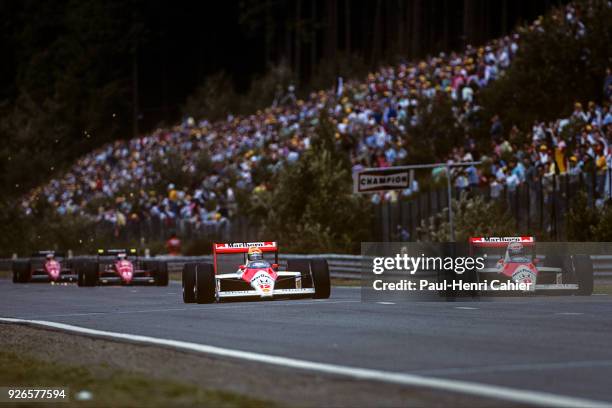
[31,250,65,258]
[469,237,535,248]
[213,242,278,274]
[97,248,138,256]
[213,242,278,254]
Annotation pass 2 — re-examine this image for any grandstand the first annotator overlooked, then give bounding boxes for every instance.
[21,1,612,243]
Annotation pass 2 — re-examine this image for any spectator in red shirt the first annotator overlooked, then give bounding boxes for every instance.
[165,232,181,256]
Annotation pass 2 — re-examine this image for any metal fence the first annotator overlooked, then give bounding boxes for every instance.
[93,216,261,243]
[87,169,611,245]
[111,254,612,283]
[375,169,612,242]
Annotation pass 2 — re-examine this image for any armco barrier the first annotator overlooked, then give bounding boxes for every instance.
[154,254,612,283]
[3,255,612,283]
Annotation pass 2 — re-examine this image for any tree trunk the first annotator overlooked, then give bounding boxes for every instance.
[410,0,422,58]
[344,0,351,54]
[295,0,301,82]
[326,0,338,61]
[371,0,382,65]
[311,0,317,77]
[463,0,474,47]
[265,0,272,67]
[132,45,139,138]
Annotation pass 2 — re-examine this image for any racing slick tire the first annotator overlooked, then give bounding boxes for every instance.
[572,255,593,296]
[154,261,169,286]
[12,260,31,283]
[77,261,98,287]
[182,264,196,303]
[287,259,313,287]
[195,263,216,304]
[310,259,331,299]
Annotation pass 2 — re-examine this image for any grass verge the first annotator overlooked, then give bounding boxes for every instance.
[0,350,269,408]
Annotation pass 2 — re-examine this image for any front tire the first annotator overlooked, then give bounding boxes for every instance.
[154,261,169,286]
[310,259,331,299]
[195,263,216,304]
[182,264,196,303]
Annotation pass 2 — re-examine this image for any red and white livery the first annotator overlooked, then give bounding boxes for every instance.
[182,241,330,303]
[470,236,593,295]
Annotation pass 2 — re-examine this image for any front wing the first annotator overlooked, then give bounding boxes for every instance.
[477,266,578,291]
[215,271,314,299]
[97,269,155,285]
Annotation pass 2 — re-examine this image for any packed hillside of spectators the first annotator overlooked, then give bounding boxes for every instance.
[21,1,612,234]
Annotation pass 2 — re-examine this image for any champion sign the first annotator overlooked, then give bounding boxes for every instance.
[356,170,410,193]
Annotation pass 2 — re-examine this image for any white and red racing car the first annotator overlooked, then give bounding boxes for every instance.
[470,236,593,295]
[182,242,330,303]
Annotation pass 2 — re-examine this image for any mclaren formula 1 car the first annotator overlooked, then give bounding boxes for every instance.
[182,241,330,303]
[469,236,594,295]
[76,249,168,286]
[12,251,77,283]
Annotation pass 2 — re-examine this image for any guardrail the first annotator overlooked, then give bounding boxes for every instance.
[3,254,612,283]
[153,254,612,282]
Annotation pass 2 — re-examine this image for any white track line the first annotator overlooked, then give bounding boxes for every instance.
[416,359,612,376]
[1,318,610,408]
[13,300,359,319]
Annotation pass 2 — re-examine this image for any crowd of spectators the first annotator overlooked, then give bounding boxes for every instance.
[21,1,612,235]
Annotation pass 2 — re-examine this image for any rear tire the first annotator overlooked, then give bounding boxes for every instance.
[182,264,196,303]
[573,255,593,296]
[12,260,31,283]
[310,259,331,299]
[154,261,169,286]
[77,261,98,287]
[195,263,216,304]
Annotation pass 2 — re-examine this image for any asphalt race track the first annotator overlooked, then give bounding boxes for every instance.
[2,278,612,406]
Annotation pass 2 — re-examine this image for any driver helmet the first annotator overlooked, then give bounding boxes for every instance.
[117,252,127,260]
[45,253,54,260]
[507,242,524,257]
[247,246,263,261]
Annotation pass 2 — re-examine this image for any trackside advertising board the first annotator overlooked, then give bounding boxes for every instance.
[354,168,410,193]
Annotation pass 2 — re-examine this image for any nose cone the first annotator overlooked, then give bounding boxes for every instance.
[117,261,134,283]
[250,270,276,297]
[46,261,61,281]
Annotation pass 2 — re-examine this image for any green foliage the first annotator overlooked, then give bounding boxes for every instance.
[405,95,464,164]
[478,0,612,134]
[151,150,192,191]
[0,198,96,257]
[566,192,612,241]
[418,192,515,242]
[0,0,142,199]
[182,72,241,121]
[183,61,297,121]
[249,112,372,253]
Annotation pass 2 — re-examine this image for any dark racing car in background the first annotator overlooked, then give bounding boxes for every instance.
[182,241,330,303]
[12,251,77,283]
[470,236,594,295]
[77,249,168,287]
